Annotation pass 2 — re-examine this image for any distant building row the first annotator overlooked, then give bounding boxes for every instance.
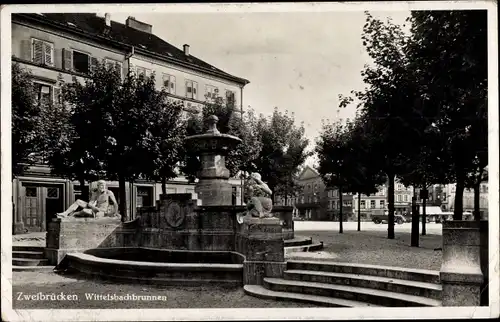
[275,165,489,221]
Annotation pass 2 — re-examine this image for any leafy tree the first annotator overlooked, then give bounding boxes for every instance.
[11,63,44,177]
[342,114,386,231]
[135,95,186,195]
[179,95,262,185]
[351,12,413,239]
[52,62,184,221]
[315,119,354,233]
[254,108,311,201]
[47,68,111,202]
[407,10,488,220]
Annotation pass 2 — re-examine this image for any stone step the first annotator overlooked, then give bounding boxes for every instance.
[287,260,440,284]
[244,285,383,307]
[284,243,324,254]
[284,269,441,300]
[263,278,441,307]
[284,237,313,247]
[12,245,45,252]
[12,251,45,260]
[13,265,55,272]
[12,258,49,267]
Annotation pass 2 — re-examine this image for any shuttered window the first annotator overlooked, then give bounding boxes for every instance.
[185,80,198,99]
[105,59,123,79]
[34,82,53,105]
[162,74,176,94]
[136,66,150,77]
[205,85,218,101]
[31,38,54,66]
[225,90,236,106]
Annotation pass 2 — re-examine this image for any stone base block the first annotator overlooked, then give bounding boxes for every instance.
[243,261,286,285]
[13,222,25,235]
[45,248,86,266]
[440,220,484,307]
[195,179,233,206]
[441,283,482,306]
[46,217,136,265]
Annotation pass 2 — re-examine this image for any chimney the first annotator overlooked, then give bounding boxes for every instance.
[126,16,152,34]
[183,44,190,56]
[105,13,111,27]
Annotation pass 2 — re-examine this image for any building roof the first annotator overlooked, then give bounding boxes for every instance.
[297,165,321,181]
[14,13,249,85]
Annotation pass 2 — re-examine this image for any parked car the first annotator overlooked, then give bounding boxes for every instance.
[372,213,406,225]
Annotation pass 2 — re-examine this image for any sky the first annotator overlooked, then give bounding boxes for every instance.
[109,11,410,164]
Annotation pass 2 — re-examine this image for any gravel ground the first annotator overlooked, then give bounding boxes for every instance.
[290,224,442,271]
[11,271,316,309]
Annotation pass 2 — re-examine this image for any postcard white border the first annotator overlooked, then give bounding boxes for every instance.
[1,1,498,321]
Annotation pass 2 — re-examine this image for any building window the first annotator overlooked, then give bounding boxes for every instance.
[380,200,385,208]
[25,187,37,197]
[31,38,54,66]
[136,186,153,208]
[403,194,408,202]
[370,200,376,209]
[185,80,198,99]
[360,200,366,209]
[33,82,53,105]
[205,85,219,100]
[47,187,59,199]
[72,50,91,74]
[105,59,123,79]
[135,66,152,78]
[397,195,402,202]
[163,74,176,94]
[225,90,235,106]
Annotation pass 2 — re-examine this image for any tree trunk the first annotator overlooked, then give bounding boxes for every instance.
[339,185,343,234]
[422,191,427,236]
[118,174,127,222]
[79,176,88,201]
[357,192,361,231]
[411,189,419,247]
[473,182,481,221]
[387,173,395,239]
[161,176,167,195]
[453,173,465,220]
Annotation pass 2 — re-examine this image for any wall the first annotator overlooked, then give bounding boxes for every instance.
[129,55,243,114]
[12,21,127,81]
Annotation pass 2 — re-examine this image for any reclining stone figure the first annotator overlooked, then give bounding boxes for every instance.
[56,180,119,219]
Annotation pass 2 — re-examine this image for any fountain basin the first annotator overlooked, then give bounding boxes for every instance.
[59,247,245,286]
[85,247,245,264]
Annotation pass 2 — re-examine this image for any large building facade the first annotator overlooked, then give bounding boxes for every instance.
[11,13,249,233]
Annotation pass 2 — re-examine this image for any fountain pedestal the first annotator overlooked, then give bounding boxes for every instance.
[236,217,286,285]
[440,220,484,306]
[186,115,242,206]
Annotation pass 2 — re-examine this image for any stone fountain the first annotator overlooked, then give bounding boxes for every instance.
[46,115,294,286]
[185,114,241,206]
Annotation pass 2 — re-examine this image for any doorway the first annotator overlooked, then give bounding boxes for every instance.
[21,182,64,232]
